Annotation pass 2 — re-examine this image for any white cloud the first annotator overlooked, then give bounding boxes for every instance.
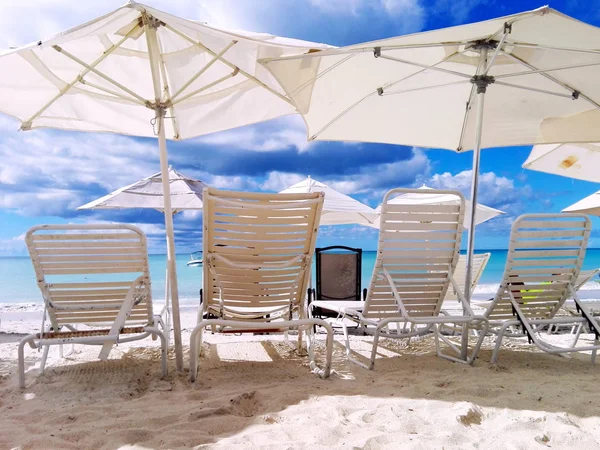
[0,234,27,255]
[193,115,311,152]
[328,148,431,198]
[0,122,160,215]
[424,169,531,211]
[261,172,305,192]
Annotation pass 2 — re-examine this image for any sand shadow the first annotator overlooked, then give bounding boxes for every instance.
[4,334,600,449]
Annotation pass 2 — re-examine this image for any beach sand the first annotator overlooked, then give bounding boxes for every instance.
[1,307,600,449]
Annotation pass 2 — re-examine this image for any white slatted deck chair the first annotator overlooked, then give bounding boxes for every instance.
[314,188,488,370]
[483,214,600,364]
[444,253,491,301]
[18,224,167,388]
[574,268,600,291]
[190,188,333,380]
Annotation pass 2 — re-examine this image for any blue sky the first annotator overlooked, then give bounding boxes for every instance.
[1,0,600,255]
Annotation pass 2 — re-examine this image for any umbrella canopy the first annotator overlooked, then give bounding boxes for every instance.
[563,190,600,215]
[371,186,503,230]
[0,1,329,371]
[523,143,600,182]
[260,7,600,151]
[0,1,329,138]
[260,7,600,358]
[279,177,377,226]
[78,167,207,213]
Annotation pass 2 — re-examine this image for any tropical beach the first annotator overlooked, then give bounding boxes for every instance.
[3,1,600,449]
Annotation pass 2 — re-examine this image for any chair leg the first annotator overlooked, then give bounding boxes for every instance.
[341,321,370,370]
[18,335,37,389]
[40,345,50,374]
[491,322,511,364]
[369,329,381,370]
[145,325,168,377]
[306,320,333,379]
[189,324,205,382]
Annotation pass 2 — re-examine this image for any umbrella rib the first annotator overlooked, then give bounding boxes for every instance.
[493,80,574,99]
[156,33,180,139]
[377,54,472,79]
[20,28,142,130]
[483,29,510,74]
[381,48,467,92]
[511,42,600,56]
[456,83,477,152]
[288,54,357,97]
[171,40,238,101]
[76,79,145,105]
[310,49,468,140]
[261,42,487,64]
[382,79,471,96]
[522,143,564,167]
[52,45,150,106]
[493,60,600,80]
[499,50,600,110]
[172,71,240,105]
[163,23,293,107]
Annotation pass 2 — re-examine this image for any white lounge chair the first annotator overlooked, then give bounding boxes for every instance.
[189,188,333,380]
[19,224,167,388]
[482,214,600,364]
[444,253,491,301]
[312,188,488,369]
[574,268,600,291]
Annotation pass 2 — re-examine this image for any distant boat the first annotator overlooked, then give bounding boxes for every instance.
[187,251,203,267]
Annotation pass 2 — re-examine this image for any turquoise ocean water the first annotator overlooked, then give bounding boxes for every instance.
[2,249,600,306]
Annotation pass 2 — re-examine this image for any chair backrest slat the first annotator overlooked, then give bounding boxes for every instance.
[445,253,491,301]
[363,188,465,319]
[203,188,323,319]
[487,214,591,321]
[26,224,152,329]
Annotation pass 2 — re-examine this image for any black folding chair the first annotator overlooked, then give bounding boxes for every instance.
[309,246,367,318]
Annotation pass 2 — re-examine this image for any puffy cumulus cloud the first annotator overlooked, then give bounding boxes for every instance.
[327,148,431,198]
[309,0,425,33]
[0,123,160,216]
[0,233,26,256]
[261,172,306,192]
[193,116,311,153]
[421,169,547,242]
[430,0,486,25]
[424,170,532,212]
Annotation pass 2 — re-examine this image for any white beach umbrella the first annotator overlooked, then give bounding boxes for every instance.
[523,143,600,182]
[371,186,503,230]
[0,1,329,370]
[562,190,600,216]
[78,167,206,213]
[260,6,600,357]
[279,176,377,226]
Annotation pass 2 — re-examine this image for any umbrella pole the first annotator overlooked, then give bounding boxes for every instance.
[145,15,184,371]
[462,47,491,359]
[157,110,184,372]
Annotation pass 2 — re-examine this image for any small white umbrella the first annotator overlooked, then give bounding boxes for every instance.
[0,2,329,369]
[78,167,206,213]
[279,176,377,226]
[523,143,600,182]
[563,190,600,215]
[371,185,503,230]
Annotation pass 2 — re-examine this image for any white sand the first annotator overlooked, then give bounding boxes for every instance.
[2,307,600,449]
